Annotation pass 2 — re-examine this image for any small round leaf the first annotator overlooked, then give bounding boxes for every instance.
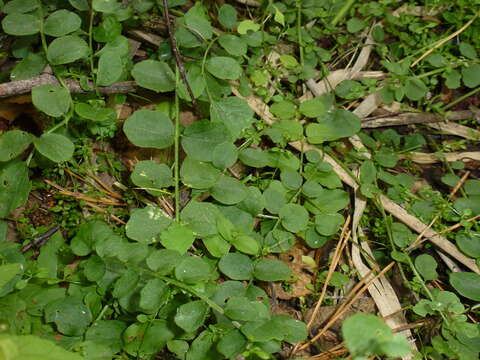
[34,133,74,163]
[31,85,71,117]
[131,60,175,92]
[47,35,89,65]
[123,110,174,149]
[44,10,82,37]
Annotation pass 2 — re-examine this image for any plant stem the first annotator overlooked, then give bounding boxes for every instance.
[331,0,356,26]
[442,86,480,111]
[296,0,304,67]
[88,6,96,84]
[174,67,181,222]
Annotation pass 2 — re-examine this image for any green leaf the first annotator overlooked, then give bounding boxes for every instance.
[181,120,229,162]
[2,14,40,35]
[0,335,83,360]
[96,51,123,86]
[125,206,172,243]
[314,212,344,236]
[217,329,247,358]
[415,254,438,280]
[181,201,221,237]
[146,249,182,274]
[230,234,259,255]
[93,0,120,13]
[392,222,415,248]
[211,175,247,205]
[219,253,253,280]
[131,160,173,196]
[206,57,242,80]
[347,17,366,33]
[69,0,89,11]
[307,188,349,213]
[71,220,114,256]
[299,95,332,118]
[270,315,308,343]
[254,258,291,281]
[45,296,92,336]
[0,130,33,162]
[444,70,461,89]
[462,64,480,88]
[93,14,121,42]
[132,60,175,92]
[184,3,213,40]
[459,42,478,60]
[31,84,71,117]
[450,272,480,301]
[175,256,213,284]
[212,142,238,170]
[96,35,129,58]
[464,180,480,196]
[219,34,247,57]
[10,52,46,80]
[305,227,328,248]
[218,4,237,29]
[180,157,220,189]
[0,263,22,289]
[280,169,303,190]
[405,77,428,101]
[33,133,74,163]
[47,35,89,65]
[239,148,269,168]
[160,222,195,255]
[306,109,360,143]
[203,235,231,257]
[140,279,168,312]
[175,301,209,333]
[75,103,116,122]
[83,255,106,282]
[270,101,297,120]
[456,232,480,258]
[177,63,206,101]
[112,269,139,298]
[85,320,126,354]
[342,314,411,358]
[123,109,174,149]
[279,204,309,233]
[237,20,260,34]
[44,10,81,37]
[3,0,39,13]
[225,297,269,321]
[210,96,253,139]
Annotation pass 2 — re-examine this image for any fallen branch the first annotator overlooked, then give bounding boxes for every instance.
[0,73,138,98]
[427,122,480,140]
[399,151,480,164]
[361,110,480,128]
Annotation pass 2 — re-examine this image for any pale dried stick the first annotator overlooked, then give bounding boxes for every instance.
[411,13,479,67]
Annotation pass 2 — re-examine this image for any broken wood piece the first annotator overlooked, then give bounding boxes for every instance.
[128,29,163,46]
[361,110,480,128]
[399,151,480,164]
[0,73,138,98]
[427,122,480,140]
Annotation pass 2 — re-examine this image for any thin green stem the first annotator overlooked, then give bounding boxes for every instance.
[331,0,356,26]
[442,86,480,111]
[174,67,181,222]
[88,7,96,84]
[296,0,304,67]
[127,263,224,314]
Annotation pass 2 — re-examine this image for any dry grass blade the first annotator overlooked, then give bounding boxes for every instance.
[427,122,480,140]
[84,202,125,225]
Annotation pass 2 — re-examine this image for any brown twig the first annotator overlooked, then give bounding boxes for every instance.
[21,226,61,253]
[84,202,126,225]
[0,73,138,98]
[162,0,197,106]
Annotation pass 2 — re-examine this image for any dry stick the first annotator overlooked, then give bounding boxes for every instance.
[411,13,479,67]
[399,151,480,164]
[21,225,61,253]
[0,73,137,98]
[298,262,396,352]
[44,179,124,206]
[163,0,197,108]
[361,110,480,128]
[405,171,470,252]
[306,218,351,329]
[84,202,126,225]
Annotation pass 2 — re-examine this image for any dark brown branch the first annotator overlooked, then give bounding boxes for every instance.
[0,74,138,98]
[162,0,197,106]
[21,225,61,253]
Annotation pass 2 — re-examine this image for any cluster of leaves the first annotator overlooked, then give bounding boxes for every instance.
[0,0,479,359]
